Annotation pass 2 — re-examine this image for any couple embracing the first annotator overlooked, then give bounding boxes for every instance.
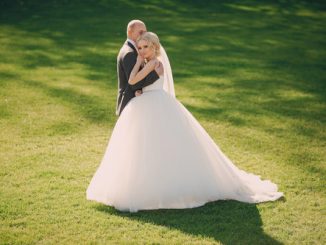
[86,20,283,213]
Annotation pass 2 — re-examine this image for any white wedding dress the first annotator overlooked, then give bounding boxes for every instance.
[86,75,283,212]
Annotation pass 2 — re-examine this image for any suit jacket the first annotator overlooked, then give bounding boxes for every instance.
[116,41,159,116]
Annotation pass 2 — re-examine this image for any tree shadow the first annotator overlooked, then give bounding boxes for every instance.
[2,0,324,243]
[94,200,284,244]
[1,0,325,122]
[1,0,324,178]
[22,79,114,125]
[1,0,324,194]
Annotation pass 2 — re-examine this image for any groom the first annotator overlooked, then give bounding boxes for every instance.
[116,20,163,116]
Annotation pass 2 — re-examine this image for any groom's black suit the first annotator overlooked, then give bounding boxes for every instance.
[116,40,159,116]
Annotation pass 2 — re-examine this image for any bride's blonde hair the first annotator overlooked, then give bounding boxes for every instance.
[137,32,161,57]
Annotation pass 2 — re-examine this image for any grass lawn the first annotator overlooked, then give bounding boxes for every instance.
[0,0,325,244]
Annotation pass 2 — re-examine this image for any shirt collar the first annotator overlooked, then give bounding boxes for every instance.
[127,38,137,50]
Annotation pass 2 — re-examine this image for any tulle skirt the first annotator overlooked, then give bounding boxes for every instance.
[86,89,283,212]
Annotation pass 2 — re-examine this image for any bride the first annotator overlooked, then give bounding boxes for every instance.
[86,32,283,212]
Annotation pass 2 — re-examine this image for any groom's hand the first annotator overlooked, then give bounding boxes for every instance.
[135,90,143,97]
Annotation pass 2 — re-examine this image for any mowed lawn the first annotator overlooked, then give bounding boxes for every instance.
[0,0,325,244]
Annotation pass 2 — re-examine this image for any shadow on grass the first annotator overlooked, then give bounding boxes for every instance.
[1,0,325,122]
[23,79,113,124]
[1,0,325,243]
[1,0,325,180]
[95,200,283,244]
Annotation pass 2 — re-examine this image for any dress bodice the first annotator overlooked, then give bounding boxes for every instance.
[142,76,164,92]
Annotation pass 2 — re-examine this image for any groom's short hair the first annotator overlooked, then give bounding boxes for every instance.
[127,20,146,35]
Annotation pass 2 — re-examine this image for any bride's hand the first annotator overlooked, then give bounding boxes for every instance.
[136,55,144,64]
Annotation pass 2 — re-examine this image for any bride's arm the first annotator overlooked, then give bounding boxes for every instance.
[128,57,158,85]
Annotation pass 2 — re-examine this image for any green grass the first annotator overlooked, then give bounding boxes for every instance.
[0,0,325,244]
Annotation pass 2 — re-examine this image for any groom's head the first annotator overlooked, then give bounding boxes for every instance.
[127,20,146,42]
